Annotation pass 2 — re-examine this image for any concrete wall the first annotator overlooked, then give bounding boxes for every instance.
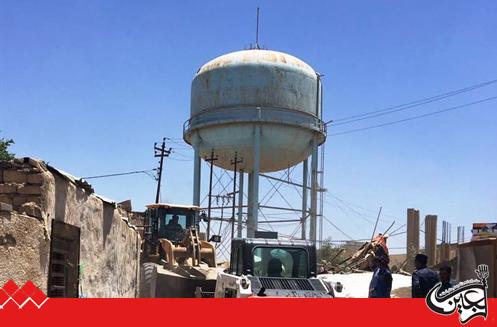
[406,208,420,272]
[458,239,497,297]
[424,215,438,266]
[0,158,141,297]
[0,208,51,293]
[436,243,457,264]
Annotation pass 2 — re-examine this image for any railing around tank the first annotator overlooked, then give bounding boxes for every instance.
[183,106,327,137]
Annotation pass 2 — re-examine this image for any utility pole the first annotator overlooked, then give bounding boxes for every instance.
[154,138,171,204]
[205,149,218,239]
[230,153,243,240]
[214,193,231,248]
[237,172,244,238]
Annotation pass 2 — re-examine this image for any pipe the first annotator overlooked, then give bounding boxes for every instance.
[310,138,318,242]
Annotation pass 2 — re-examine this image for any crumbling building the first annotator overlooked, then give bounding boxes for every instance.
[0,158,141,297]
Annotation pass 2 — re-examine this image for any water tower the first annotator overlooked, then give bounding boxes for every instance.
[183,49,326,241]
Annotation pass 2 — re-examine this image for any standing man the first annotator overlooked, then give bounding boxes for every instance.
[412,254,439,298]
[369,256,393,298]
[438,266,453,294]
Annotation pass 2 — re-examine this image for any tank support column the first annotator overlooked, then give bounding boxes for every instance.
[247,172,253,237]
[301,158,308,240]
[193,147,201,208]
[247,124,261,238]
[310,139,318,243]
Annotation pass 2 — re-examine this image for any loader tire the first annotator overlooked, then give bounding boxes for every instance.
[140,263,157,298]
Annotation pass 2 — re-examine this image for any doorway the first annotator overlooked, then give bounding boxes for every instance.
[47,220,80,297]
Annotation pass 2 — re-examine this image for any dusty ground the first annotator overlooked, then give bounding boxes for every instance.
[319,272,412,298]
[391,286,411,298]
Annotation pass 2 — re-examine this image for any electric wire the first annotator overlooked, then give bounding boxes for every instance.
[327,78,497,125]
[328,95,497,136]
[82,169,156,180]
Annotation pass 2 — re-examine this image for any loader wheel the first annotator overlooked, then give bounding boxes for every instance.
[140,263,157,298]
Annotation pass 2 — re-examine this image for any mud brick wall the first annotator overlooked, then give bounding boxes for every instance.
[0,158,141,297]
[0,159,46,216]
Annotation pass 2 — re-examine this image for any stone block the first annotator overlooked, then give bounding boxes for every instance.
[0,202,13,212]
[27,173,44,185]
[22,157,45,172]
[0,195,12,205]
[17,185,42,195]
[19,202,43,220]
[0,184,17,194]
[3,170,27,183]
[0,161,13,169]
[13,196,29,206]
[26,197,41,205]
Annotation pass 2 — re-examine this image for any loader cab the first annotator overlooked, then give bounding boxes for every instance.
[139,203,220,298]
[143,203,202,259]
[145,203,200,242]
[229,238,318,278]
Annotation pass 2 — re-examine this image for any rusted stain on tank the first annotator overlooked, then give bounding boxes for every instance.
[196,49,315,75]
[198,56,233,73]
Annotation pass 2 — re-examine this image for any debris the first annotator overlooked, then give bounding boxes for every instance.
[0,202,13,212]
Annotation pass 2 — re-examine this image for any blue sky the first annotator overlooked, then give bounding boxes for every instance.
[1,1,496,251]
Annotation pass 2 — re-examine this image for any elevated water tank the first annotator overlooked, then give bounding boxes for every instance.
[183,49,326,173]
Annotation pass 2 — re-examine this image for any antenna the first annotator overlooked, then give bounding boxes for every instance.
[255,7,260,49]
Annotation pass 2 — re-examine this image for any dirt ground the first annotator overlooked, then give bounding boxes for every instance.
[391,286,411,298]
[320,272,412,298]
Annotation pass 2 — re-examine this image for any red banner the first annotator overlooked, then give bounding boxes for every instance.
[1,279,495,326]
[1,298,495,326]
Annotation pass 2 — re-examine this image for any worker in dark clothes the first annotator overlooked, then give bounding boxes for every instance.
[412,254,439,298]
[369,256,392,298]
[164,215,184,240]
[438,266,453,294]
[267,258,284,277]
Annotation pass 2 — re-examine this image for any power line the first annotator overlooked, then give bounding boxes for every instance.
[328,95,497,137]
[168,157,192,162]
[327,78,497,125]
[82,169,156,180]
[167,140,191,149]
[326,192,397,223]
[171,149,193,160]
[326,194,375,225]
[323,215,354,240]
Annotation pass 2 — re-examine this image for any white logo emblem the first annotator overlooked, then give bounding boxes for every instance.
[426,264,489,324]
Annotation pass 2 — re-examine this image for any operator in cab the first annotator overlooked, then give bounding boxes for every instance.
[267,258,284,277]
[164,215,184,240]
